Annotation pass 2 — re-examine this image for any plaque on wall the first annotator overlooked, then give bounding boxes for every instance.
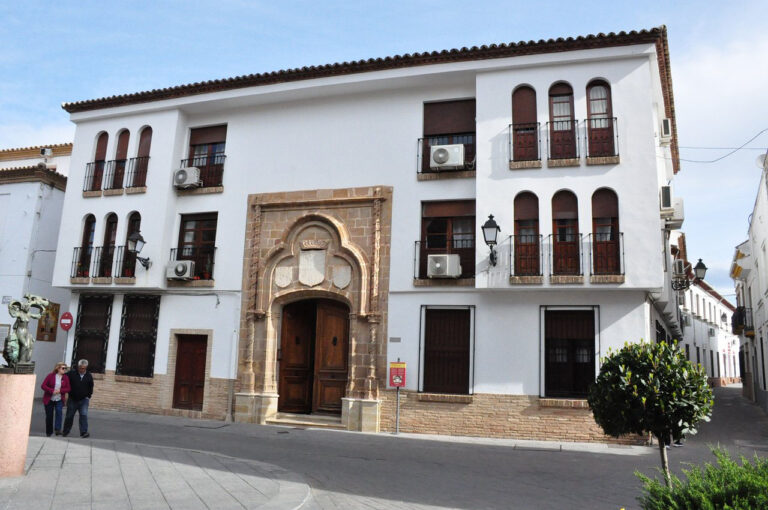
[299,249,326,287]
[36,302,60,342]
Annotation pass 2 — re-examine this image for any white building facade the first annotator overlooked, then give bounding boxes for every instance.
[53,27,684,441]
[0,144,72,395]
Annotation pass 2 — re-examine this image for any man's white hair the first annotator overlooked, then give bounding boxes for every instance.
[78,359,88,367]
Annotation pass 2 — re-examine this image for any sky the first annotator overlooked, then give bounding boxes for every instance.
[1,0,766,299]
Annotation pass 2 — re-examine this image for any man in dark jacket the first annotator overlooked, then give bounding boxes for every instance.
[63,359,94,438]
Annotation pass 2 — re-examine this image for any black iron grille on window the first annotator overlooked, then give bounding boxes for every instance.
[71,295,113,374]
[116,295,161,377]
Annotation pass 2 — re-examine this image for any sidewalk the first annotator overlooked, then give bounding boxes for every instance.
[0,437,314,510]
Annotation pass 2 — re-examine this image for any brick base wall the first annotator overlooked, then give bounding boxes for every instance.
[379,390,642,444]
[88,371,232,420]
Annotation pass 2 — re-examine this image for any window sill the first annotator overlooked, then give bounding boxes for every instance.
[167,279,215,288]
[509,160,542,170]
[103,188,124,196]
[590,275,625,284]
[70,277,90,284]
[417,393,472,404]
[125,186,147,195]
[91,277,113,284]
[547,158,580,168]
[176,186,223,195]
[113,277,136,284]
[539,398,589,409]
[417,170,476,181]
[413,278,475,287]
[509,275,543,285]
[114,374,153,384]
[586,155,620,166]
[550,275,584,284]
[82,190,102,198]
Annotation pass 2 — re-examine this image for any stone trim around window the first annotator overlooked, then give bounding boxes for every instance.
[547,158,580,168]
[176,186,224,196]
[417,170,476,181]
[417,393,473,404]
[509,160,542,170]
[413,278,475,287]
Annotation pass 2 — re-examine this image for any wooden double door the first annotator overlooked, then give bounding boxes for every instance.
[173,335,207,411]
[278,299,349,414]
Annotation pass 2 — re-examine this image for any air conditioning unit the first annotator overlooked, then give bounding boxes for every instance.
[673,259,686,276]
[665,198,685,230]
[660,118,672,145]
[40,147,53,157]
[173,167,201,188]
[660,185,674,217]
[708,327,716,337]
[682,315,691,327]
[426,254,462,278]
[166,260,195,280]
[430,144,465,170]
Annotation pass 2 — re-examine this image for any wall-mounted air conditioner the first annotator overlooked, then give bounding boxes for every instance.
[708,327,716,337]
[40,147,53,157]
[173,167,201,188]
[660,185,674,217]
[430,144,465,169]
[166,260,195,280]
[682,315,691,327]
[666,198,684,229]
[660,118,672,145]
[673,258,686,276]
[427,254,462,278]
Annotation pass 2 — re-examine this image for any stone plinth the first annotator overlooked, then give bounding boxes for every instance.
[0,373,35,477]
[235,392,278,424]
[343,398,381,432]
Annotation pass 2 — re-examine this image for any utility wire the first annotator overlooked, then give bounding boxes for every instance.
[674,128,768,163]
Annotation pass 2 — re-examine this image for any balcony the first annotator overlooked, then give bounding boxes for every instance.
[508,123,542,169]
[732,307,755,337]
[114,246,137,279]
[546,120,580,167]
[102,160,126,194]
[547,233,583,283]
[179,154,226,189]
[508,235,543,284]
[170,247,217,281]
[587,232,625,283]
[92,246,116,281]
[584,117,619,165]
[417,134,476,180]
[70,247,92,281]
[126,156,149,190]
[83,161,105,194]
[414,239,475,285]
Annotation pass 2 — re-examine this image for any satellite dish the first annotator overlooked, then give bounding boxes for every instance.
[756,153,768,170]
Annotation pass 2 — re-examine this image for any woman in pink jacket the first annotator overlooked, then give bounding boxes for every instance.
[41,362,71,436]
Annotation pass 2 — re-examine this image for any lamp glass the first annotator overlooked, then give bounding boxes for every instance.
[694,258,707,280]
[127,232,146,254]
[482,215,500,247]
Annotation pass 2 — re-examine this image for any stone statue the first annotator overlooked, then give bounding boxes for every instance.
[2,294,49,371]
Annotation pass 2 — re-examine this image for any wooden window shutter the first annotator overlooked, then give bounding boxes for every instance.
[422,200,476,218]
[137,127,152,157]
[95,132,109,161]
[591,189,618,218]
[512,87,537,124]
[552,191,578,220]
[189,125,227,145]
[514,192,538,221]
[423,99,476,136]
[116,131,130,160]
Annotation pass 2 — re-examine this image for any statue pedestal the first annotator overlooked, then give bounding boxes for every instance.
[0,373,35,477]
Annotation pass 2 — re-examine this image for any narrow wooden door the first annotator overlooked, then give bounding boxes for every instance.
[312,301,349,414]
[173,335,206,410]
[278,301,315,413]
[423,308,471,394]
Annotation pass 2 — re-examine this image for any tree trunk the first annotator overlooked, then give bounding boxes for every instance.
[656,434,671,487]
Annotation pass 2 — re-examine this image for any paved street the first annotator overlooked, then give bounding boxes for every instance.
[1,385,766,509]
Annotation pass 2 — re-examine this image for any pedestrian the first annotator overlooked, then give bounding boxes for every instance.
[41,362,71,437]
[63,359,94,438]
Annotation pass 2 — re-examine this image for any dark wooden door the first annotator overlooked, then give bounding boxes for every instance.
[553,220,580,275]
[514,220,539,276]
[278,301,315,413]
[423,308,471,394]
[173,335,206,410]
[545,310,594,398]
[313,301,349,414]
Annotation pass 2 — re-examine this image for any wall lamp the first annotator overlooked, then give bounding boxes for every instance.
[482,214,501,266]
[127,231,151,269]
[671,258,707,291]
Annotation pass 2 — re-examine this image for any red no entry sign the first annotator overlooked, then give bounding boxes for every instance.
[59,312,73,331]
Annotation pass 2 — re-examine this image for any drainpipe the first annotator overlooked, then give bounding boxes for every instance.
[225,327,238,422]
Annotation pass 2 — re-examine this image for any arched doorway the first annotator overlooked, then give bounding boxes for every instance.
[278,299,349,415]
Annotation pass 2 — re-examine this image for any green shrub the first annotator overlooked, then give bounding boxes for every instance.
[637,448,768,509]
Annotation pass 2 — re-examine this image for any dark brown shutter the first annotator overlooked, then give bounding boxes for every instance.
[514,192,538,221]
[549,82,573,96]
[189,125,227,145]
[545,310,594,340]
[591,189,618,217]
[512,87,537,124]
[81,215,95,248]
[423,308,471,394]
[552,191,578,220]
[116,131,130,160]
[95,133,109,161]
[422,200,475,218]
[103,214,118,245]
[423,99,476,136]
[137,127,152,157]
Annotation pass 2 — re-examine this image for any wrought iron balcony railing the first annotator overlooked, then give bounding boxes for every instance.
[103,160,126,190]
[546,120,580,160]
[114,245,137,278]
[170,246,217,280]
[126,156,149,188]
[179,154,226,188]
[587,232,624,275]
[83,161,105,192]
[417,133,476,174]
[71,247,92,278]
[508,123,541,163]
[547,233,583,276]
[508,234,543,277]
[414,239,475,279]
[584,117,619,158]
[732,307,754,336]
[93,245,117,278]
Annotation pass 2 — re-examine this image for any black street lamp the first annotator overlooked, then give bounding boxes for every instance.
[693,258,708,280]
[482,214,501,266]
[127,231,151,269]
[671,258,707,291]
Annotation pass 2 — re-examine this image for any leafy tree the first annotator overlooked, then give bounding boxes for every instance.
[587,340,714,487]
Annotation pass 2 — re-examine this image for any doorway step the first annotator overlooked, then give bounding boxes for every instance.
[266,412,345,430]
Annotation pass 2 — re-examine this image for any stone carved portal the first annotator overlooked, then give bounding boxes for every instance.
[235,186,393,433]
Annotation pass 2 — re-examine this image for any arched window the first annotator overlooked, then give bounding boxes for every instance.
[130,127,152,187]
[586,80,615,157]
[591,188,621,275]
[86,132,109,192]
[551,190,580,275]
[548,83,576,160]
[76,215,96,277]
[97,213,118,277]
[106,130,129,190]
[121,212,142,277]
[513,192,540,275]
[511,86,538,162]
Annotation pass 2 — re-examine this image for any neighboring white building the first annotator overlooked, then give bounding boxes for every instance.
[52,27,685,441]
[731,160,768,412]
[0,144,72,395]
